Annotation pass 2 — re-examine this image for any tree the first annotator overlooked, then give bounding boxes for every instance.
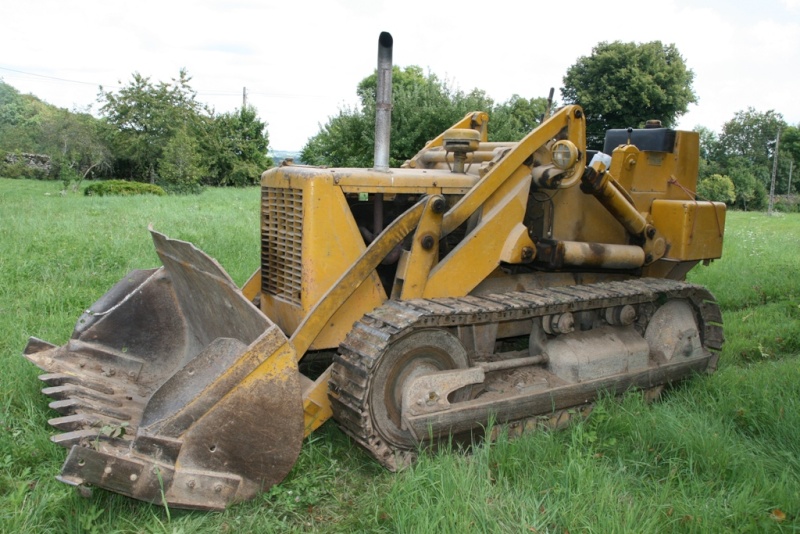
[713,108,791,205]
[718,108,784,170]
[39,107,111,188]
[0,81,45,153]
[725,156,768,211]
[98,69,206,183]
[694,125,721,162]
[488,95,549,142]
[300,107,370,167]
[561,41,697,149]
[697,174,735,204]
[302,66,493,168]
[158,126,205,192]
[202,106,273,186]
[0,81,110,183]
[774,124,798,195]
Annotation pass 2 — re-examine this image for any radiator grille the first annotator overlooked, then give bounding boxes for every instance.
[261,187,303,305]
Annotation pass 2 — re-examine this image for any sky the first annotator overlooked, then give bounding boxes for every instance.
[2,0,799,151]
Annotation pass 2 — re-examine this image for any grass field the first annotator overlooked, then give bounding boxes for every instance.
[1,178,798,533]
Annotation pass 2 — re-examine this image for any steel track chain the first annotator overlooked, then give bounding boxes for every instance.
[328,278,723,470]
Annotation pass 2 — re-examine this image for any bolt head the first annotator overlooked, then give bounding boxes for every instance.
[521,246,534,261]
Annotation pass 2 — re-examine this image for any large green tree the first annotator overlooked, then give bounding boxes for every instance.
[714,108,788,208]
[302,66,494,168]
[718,108,784,170]
[488,95,549,142]
[782,125,799,195]
[202,106,273,186]
[98,69,207,183]
[157,125,205,192]
[0,81,46,153]
[99,70,273,189]
[39,107,111,186]
[561,41,697,149]
[1,81,110,183]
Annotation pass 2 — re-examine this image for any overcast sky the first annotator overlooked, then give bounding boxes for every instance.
[2,0,799,151]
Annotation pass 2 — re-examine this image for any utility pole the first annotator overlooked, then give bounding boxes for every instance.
[789,160,794,198]
[243,87,247,109]
[768,128,781,215]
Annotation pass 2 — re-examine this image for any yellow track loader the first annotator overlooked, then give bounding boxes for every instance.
[25,32,725,510]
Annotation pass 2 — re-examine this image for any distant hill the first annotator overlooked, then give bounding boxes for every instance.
[0,80,64,154]
[269,149,303,165]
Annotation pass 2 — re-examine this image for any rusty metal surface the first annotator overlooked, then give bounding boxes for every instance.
[25,230,304,510]
[329,278,723,470]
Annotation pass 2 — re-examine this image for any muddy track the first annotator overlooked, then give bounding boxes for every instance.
[328,278,723,470]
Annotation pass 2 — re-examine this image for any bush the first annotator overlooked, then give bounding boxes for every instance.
[227,160,262,186]
[0,152,50,180]
[697,174,736,203]
[157,126,205,193]
[772,195,800,213]
[156,180,205,195]
[83,180,166,197]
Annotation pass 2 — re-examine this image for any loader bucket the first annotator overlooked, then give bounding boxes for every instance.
[24,230,304,510]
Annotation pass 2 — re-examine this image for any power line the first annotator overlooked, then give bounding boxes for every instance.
[0,65,114,87]
[1,65,333,100]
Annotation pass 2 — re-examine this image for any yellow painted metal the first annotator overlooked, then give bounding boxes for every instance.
[288,198,440,432]
[260,169,386,350]
[499,223,536,264]
[404,112,489,169]
[561,241,645,269]
[585,159,649,237]
[233,332,297,390]
[442,105,586,236]
[610,131,701,208]
[301,367,333,436]
[398,196,445,299]
[418,149,503,165]
[288,198,427,356]
[255,105,724,446]
[582,130,719,265]
[548,183,628,244]
[580,158,668,264]
[334,168,479,194]
[651,200,726,260]
[423,167,533,298]
[241,268,261,302]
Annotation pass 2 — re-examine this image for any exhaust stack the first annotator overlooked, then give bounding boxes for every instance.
[373,32,393,172]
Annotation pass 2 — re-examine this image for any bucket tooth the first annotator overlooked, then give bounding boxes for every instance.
[41,385,73,401]
[41,384,124,405]
[48,398,80,415]
[24,337,57,356]
[50,428,122,449]
[48,397,133,421]
[25,230,306,510]
[38,373,116,395]
[49,414,100,432]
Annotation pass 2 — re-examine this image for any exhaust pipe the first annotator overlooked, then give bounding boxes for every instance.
[373,31,393,172]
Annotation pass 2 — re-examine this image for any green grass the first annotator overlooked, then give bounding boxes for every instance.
[1,178,798,533]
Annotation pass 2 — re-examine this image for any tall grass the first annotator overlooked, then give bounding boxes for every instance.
[1,178,798,532]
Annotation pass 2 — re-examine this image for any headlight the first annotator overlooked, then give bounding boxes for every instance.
[551,140,579,169]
